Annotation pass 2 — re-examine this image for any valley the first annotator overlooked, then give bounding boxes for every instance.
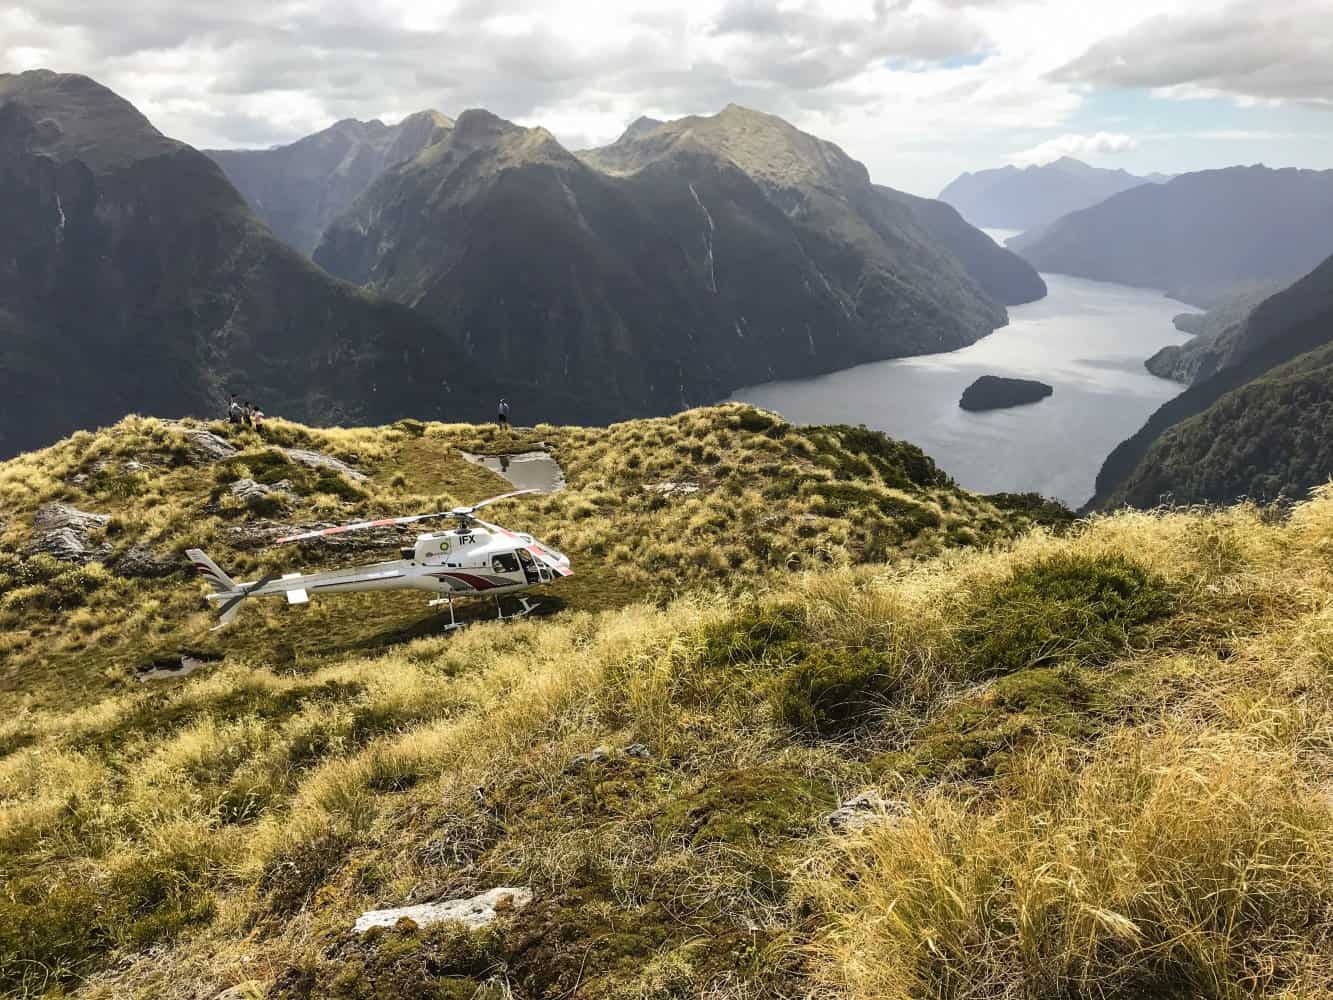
[732,268,1193,507]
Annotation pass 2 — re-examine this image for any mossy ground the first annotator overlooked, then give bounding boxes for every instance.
[2,408,1331,999]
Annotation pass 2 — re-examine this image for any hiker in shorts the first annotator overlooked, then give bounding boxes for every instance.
[228,394,243,425]
[496,398,511,428]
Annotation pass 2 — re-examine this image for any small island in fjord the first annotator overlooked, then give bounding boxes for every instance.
[959,375,1055,411]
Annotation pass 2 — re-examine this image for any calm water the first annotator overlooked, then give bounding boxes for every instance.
[730,255,1196,507]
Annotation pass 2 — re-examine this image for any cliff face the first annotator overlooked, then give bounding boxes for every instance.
[0,71,498,458]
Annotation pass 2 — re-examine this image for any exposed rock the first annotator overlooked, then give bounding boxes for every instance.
[113,544,181,579]
[168,425,238,463]
[566,745,612,772]
[229,478,296,509]
[623,742,651,759]
[354,887,532,934]
[24,502,110,563]
[644,482,701,498]
[282,448,367,481]
[959,375,1054,412]
[826,791,911,834]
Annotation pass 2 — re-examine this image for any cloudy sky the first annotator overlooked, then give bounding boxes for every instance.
[3,0,1330,194]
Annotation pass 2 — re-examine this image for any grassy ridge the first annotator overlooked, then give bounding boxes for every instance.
[3,408,1331,998]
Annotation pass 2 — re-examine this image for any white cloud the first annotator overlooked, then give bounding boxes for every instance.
[1,0,1329,193]
[1008,131,1138,166]
[1054,0,1333,108]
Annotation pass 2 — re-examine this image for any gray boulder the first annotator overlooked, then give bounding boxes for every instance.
[354,887,532,934]
[24,503,110,563]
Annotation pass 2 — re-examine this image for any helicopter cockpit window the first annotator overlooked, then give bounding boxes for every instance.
[491,552,521,574]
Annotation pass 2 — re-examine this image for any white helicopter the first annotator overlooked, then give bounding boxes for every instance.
[187,490,571,630]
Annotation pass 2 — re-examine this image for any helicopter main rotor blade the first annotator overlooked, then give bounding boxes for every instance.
[274,511,447,545]
[272,490,542,546]
[453,489,541,515]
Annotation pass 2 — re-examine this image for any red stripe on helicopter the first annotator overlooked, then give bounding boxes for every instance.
[436,572,500,591]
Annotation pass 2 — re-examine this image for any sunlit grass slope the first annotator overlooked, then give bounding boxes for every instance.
[3,407,1330,999]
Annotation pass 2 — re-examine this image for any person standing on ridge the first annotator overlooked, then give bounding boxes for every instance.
[497,398,511,430]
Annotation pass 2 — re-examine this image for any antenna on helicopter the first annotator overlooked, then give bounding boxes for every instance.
[273,489,541,545]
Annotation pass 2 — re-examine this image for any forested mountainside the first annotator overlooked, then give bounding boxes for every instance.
[1010,165,1333,306]
[1093,254,1333,508]
[1145,282,1287,384]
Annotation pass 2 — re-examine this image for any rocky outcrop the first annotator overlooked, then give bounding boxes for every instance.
[826,791,910,834]
[353,887,532,934]
[229,478,296,509]
[282,448,367,481]
[24,502,109,563]
[113,544,180,578]
[959,376,1053,411]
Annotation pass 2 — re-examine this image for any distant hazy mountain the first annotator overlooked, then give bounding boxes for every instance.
[1010,166,1333,306]
[206,112,453,254]
[0,71,505,458]
[1092,254,1333,509]
[1144,282,1287,384]
[315,105,1043,417]
[938,157,1168,231]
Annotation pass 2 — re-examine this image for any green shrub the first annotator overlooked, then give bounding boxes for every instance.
[957,553,1173,679]
[775,648,899,735]
[699,603,807,668]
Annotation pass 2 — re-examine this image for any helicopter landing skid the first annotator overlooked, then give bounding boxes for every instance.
[495,596,539,621]
[426,595,540,629]
[426,596,467,631]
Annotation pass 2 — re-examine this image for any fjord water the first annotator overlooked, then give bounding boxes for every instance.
[730,248,1194,507]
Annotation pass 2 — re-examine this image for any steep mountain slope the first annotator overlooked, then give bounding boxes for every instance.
[2,407,1331,999]
[0,71,514,460]
[938,156,1167,231]
[875,185,1046,305]
[1093,255,1333,508]
[1145,282,1287,383]
[1010,165,1333,306]
[206,112,453,254]
[315,106,1040,419]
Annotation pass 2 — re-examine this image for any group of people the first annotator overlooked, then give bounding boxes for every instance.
[228,394,265,428]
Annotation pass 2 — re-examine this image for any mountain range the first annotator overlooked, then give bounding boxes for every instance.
[0,70,517,459]
[205,112,454,254]
[1009,166,1333,306]
[311,105,1044,417]
[938,156,1169,232]
[0,73,1044,458]
[1092,253,1333,508]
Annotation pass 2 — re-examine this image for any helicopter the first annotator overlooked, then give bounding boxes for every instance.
[187,490,571,630]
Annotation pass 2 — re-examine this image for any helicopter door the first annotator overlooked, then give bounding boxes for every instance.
[515,548,541,585]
